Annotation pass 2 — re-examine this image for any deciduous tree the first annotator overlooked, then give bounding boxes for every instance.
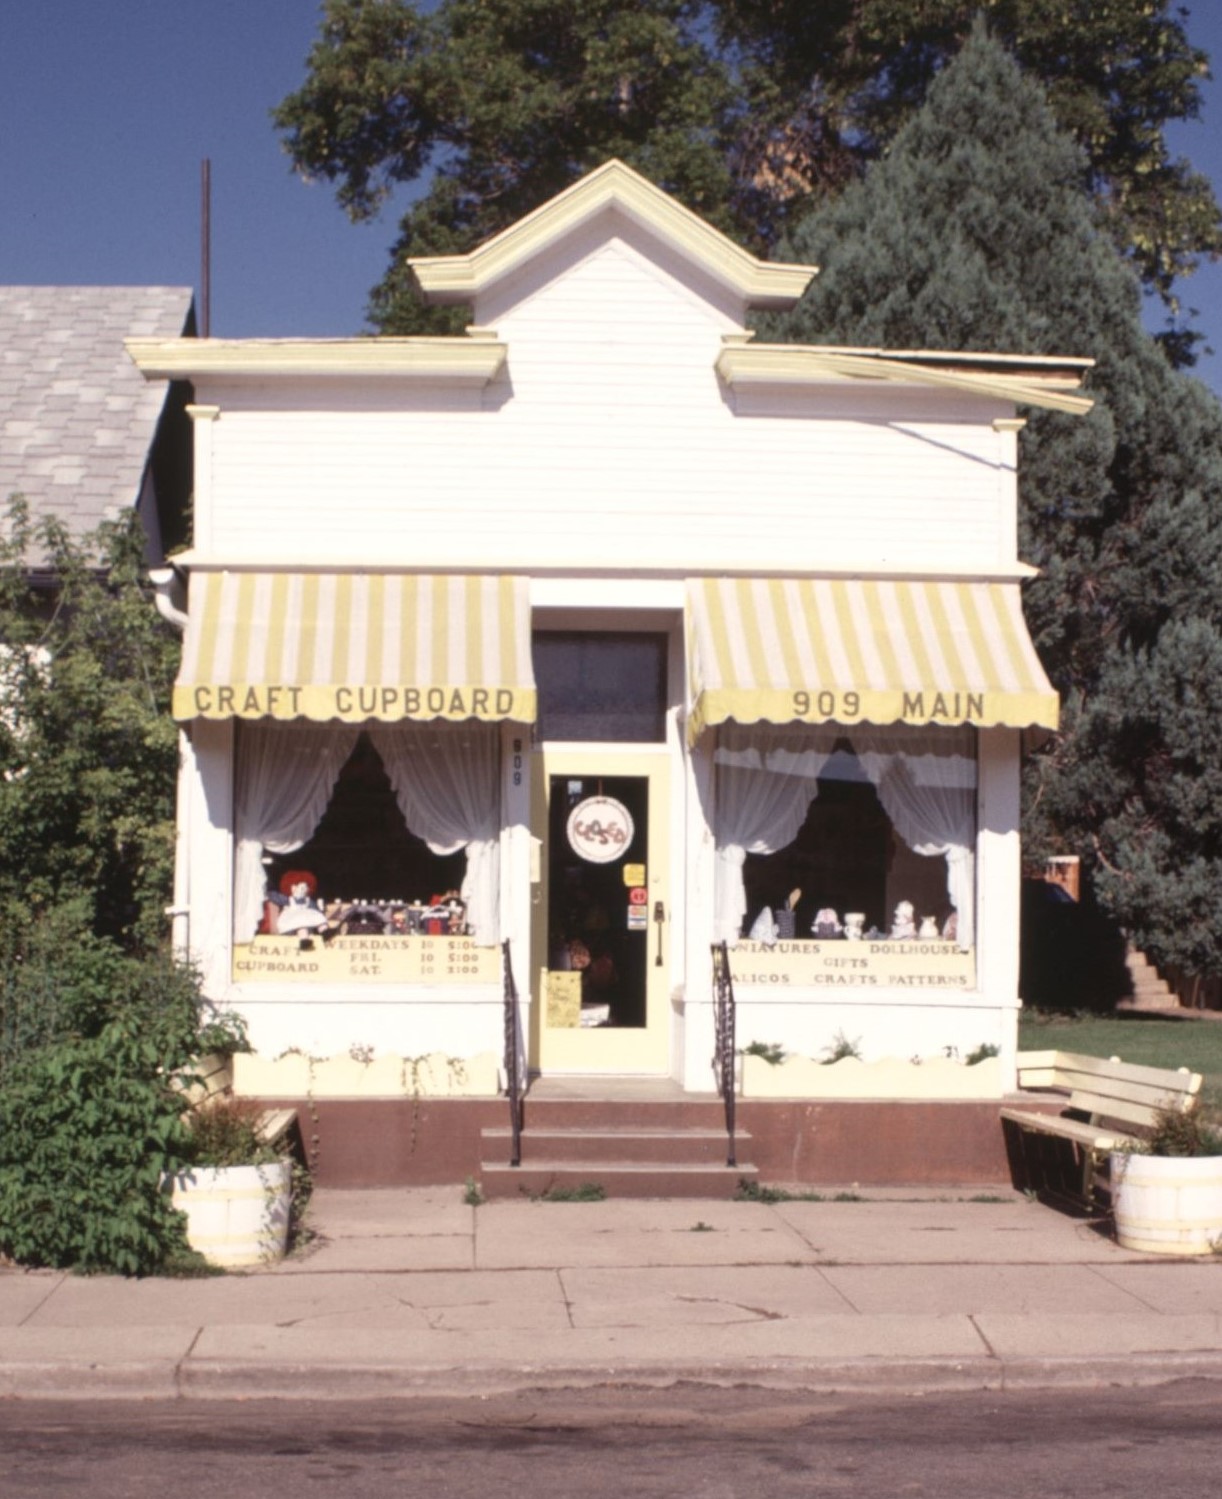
[275,0,1220,344]
[0,500,180,952]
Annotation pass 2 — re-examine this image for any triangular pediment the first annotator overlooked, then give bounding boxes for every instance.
[408,160,815,311]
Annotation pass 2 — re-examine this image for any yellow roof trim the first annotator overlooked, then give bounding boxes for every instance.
[717,343,1094,415]
[125,334,506,384]
[409,159,817,309]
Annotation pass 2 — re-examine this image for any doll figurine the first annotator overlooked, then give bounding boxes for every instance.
[890,900,917,940]
[271,869,330,936]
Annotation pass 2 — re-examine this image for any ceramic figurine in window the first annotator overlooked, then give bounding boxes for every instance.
[811,907,842,939]
[918,914,940,939]
[843,912,865,941]
[270,869,330,936]
[890,900,917,940]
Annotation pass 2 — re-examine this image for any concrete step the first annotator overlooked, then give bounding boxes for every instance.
[1123,949,1179,1009]
[1117,993,1183,1012]
[478,1159,758,1200]
[481,1125,748,1167]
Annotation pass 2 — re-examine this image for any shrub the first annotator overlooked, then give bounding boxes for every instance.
[0,925,247,1274]
[0,1021,191,1274]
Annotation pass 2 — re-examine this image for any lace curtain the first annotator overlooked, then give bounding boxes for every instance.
[712,723,836,944]
[369,722,502,946]
[851,727,977,949]
[233,723,359,942]
[712,723,977,947]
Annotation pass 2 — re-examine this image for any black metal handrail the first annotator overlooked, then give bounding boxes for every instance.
[502,939,524,1167]
[711,940,737,1168]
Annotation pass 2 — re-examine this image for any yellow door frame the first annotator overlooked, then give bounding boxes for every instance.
[530,746,671,1074]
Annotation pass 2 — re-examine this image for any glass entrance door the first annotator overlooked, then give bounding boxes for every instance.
[532,750,670,1074]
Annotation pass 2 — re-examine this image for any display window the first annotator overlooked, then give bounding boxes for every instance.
[714,724,978,987]
[231,721,503,984]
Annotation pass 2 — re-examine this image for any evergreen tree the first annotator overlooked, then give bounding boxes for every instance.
[769,23,1222,978]
[715,0,1221,329]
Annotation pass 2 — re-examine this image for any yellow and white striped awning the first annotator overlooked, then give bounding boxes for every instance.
[686,577,1057,742]
[174,571,536,724]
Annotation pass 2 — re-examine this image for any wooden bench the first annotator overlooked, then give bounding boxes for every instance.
[1001,1049,1203,1204]
[254,1107,298,1151]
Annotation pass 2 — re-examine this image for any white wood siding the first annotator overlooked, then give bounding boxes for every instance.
[197,236,1017,575]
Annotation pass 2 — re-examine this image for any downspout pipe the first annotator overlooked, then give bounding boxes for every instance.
[149,565,189,632]
[149,565,191,959]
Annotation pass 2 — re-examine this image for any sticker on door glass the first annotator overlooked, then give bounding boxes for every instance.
[566,795,634,864]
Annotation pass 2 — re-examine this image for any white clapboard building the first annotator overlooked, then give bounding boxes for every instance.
[129,163,1089,1190]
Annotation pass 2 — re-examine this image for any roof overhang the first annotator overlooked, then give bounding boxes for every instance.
[125,332,506,386]
[409,159,817,310]
[717,341,1095,415]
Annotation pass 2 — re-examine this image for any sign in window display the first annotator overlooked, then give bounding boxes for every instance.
[714,723,977,982]
[231,723,503,984]
[730,939,975,989]
[234,933,500,985]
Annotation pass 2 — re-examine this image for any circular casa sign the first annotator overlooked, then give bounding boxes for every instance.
[566,796,635,864]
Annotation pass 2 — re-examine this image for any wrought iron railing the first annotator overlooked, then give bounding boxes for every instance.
[502,939,524,1167]
[711,940,737,1168]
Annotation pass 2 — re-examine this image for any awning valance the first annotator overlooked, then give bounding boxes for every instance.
[174,571,536,724]
[686,577,1057,742]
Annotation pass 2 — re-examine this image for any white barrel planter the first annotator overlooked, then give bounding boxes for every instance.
[1110,1151,1222,1256]
[167,1160,292,1268]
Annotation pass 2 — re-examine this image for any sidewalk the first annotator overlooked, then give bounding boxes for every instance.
[2,1186,1221,1400]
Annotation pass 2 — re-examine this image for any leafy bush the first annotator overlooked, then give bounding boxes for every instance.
[0,501,181,952]
[0,904,244,1071]
[0,899,126,1067]
[0,925,247,1274]
[0,501,250,1274]
[0,1020,191,1274]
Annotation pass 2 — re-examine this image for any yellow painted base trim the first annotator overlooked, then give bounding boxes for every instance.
[741,1053,1002,1100]
[233,1050,502,1099]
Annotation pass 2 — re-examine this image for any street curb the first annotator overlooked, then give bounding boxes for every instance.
[5,1352,1222,1402]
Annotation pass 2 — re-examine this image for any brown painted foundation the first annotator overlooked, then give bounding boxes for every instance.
[268,1095,1018,1189]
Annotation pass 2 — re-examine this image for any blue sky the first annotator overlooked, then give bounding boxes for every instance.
[3,1,1222,395]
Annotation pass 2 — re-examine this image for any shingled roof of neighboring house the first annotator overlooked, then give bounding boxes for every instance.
[0,286,194,564]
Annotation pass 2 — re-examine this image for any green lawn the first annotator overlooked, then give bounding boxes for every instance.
[1018,1010,1222,1116]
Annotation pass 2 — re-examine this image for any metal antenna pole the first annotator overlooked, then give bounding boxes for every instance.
[200,158,211,337]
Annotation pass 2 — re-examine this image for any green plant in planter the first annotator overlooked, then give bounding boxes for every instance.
[1111,1103,1222,1255]
[742,1040,786,1066]
[171,1095,301,1268]
[1138,1104,1222,1158]
[181,1095,280,1167]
